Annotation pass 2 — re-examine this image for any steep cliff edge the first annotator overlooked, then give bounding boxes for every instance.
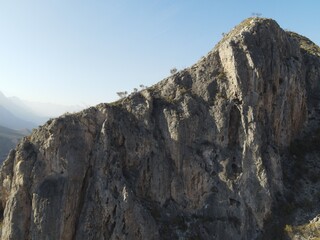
[0,18,319,239]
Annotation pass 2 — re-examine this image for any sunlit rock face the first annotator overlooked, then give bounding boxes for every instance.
[0,18,319,239]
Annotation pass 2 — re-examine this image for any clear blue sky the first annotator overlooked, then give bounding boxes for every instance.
[1,0,319,106]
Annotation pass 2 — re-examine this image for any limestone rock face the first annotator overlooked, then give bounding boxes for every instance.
[0,18,319,239]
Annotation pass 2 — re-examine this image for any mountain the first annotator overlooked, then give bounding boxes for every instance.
[0,18,319,239]
[0,91,82,129]
[0,91,41,127]
[20,100,82,118]
[0,125,30,163]
[8,95,82,120]
[0,91,82,166]
[0,105,36,130]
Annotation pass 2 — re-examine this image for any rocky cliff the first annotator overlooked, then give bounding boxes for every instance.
[0,18,319,239]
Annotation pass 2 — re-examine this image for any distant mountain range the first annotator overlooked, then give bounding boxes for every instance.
[0,91,82,129]
[0,91,40,129]
[0,90,83,163]
[0,125,31,162]
[0,105,38,129]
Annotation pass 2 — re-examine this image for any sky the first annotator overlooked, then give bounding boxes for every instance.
[0,0,319,107]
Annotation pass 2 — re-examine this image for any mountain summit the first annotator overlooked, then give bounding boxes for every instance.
[0,18,319,239]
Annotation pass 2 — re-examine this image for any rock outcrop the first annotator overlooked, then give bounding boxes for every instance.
[0,18,319,239]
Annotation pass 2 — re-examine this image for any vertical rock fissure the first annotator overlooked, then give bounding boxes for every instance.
[228,105,241,148]
[72,165,92,240]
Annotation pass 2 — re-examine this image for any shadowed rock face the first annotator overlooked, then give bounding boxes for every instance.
[0,18,319,239]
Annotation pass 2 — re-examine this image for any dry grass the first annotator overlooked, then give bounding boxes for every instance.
[288,31,320,56]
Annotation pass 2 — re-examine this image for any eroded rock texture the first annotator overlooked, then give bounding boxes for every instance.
[0,18,319,239]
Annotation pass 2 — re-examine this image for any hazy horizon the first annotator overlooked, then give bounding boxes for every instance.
[0,90,83,120]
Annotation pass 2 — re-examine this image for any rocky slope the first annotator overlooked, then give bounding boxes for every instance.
[0,18,319,239]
